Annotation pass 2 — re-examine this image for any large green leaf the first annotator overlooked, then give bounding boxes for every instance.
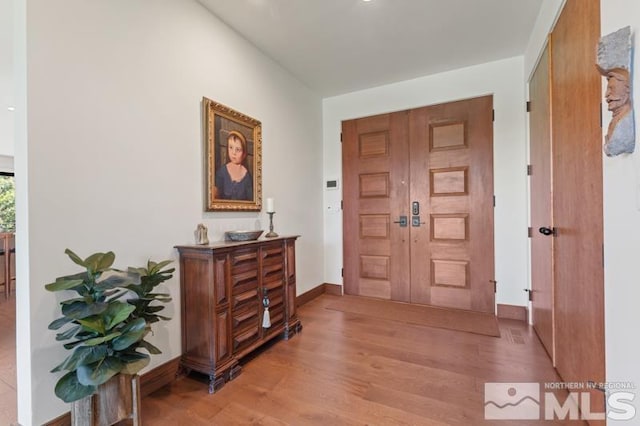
[118,351,150,375]
[139,339,162,355]
[142,305,165,314]
[77,357,123,387]
[106,290,128,301]
[56,325,80,341]
[44,279,84,292]
[64,249,87,269]
[62,301,108,319]
[60,271,91,281]
[146,293,172,302]
[96,271,140,291]
[75,329,100,339]
[63,340,86,350]
[59,297,86,305]
[47,271,91,296]
[83,332,121,346]
[48,316,74,330]
[127,267,146,277]
[148,260,174,275]
[103,289,121,298]
[111,318,147,350]
[96,251,116,272]
[51,345,108,373]
[55,371,96,403]
[103,301,135,330]
[85,251,115,273]
[77,317,105,335]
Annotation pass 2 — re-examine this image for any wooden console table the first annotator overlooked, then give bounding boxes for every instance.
[175,236,301,393]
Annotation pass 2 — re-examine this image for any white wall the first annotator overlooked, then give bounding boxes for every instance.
[600,0,640,421]
[0,154,13,173]
[17,0,323,424]
[523,0,565,80]
[322,56,530,308]
[0,0,14,156]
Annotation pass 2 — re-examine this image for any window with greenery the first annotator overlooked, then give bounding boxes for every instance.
[0,175,16,232]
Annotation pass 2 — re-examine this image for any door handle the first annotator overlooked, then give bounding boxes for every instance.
[538,226,556,236]
[393,216,408,227]
[411,216,426,227]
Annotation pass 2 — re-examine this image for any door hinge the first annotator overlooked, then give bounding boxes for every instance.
[341,268,344,277]
[493,195,496,207]
[491,280,497,293]
[492,109,495,122]
[341,200,343,210]
[340,132,343,142]
[528,227,532,238]
[599,103,603,128]
[527,164,532,176]
[526,101,531,112]
[524,289,533,301]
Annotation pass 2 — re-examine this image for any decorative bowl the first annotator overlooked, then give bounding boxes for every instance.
[225,230,264,242]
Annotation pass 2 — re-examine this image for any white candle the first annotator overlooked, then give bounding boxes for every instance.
[266,198,275,213]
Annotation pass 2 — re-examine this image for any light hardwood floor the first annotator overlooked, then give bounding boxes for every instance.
[3,294,584,425]
[143,295,582,425]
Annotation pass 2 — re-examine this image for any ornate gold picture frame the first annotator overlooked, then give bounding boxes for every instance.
[203,97,262,211]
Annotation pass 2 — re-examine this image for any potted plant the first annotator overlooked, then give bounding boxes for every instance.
[46,249,174,425]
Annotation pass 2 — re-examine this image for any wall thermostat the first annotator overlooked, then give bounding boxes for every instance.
[326,179,339,190]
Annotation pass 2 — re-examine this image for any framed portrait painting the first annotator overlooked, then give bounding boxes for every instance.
[203,97,262,211]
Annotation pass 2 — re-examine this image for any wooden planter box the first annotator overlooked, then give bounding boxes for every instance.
[71,374,141,426]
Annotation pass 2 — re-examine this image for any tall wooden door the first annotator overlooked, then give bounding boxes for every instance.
[529,43,555,363]
[551,0,605,421]
[343,96,495,313]
[528,0,604,422]
[409,96,495,312]
[342,112,411,301]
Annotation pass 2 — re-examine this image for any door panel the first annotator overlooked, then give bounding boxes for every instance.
[551,0,605,422]
[342,112,410,301]
[410,96,495,312]
[529,43,555,362]
[343,97,495,313]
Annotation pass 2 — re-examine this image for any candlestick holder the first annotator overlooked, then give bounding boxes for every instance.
[265,212,278,238]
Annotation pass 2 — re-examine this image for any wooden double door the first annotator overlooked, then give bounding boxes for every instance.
[342,96,495,313]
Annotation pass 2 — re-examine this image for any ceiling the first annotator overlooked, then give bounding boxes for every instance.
[198,0,543,97]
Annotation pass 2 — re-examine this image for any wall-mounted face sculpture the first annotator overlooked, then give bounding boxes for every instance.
[596,26,635,157]
[605,68,631,116]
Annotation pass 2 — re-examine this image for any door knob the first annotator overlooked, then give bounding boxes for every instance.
[538,227,555,236]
